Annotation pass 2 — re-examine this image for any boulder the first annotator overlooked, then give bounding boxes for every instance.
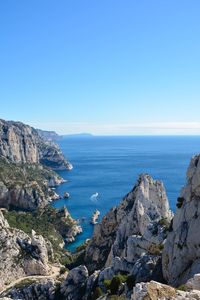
[60,265,89,300]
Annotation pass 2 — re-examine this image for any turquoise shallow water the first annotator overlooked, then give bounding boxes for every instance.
[52,136,200,251]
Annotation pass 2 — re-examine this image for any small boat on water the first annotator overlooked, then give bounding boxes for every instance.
[63,192,70,199]
[90,192,99,202]
[90,209,100,225]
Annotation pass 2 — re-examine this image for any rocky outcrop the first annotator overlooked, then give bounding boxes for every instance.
[4,279,57,300]
[60,265,89,300]
[131,280,200,300]
[131,281,177,300]
[0,119,71,170]
[51,207,82,243]
[85,174,172,275]
[0,156,64,210]
[0,119,72,210]
[163,154,200,286]
[90,209,100,225]
[131,274,200,300]
[0,212,51,290]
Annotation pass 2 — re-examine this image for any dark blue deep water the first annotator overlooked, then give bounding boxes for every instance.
[52,136,200,251]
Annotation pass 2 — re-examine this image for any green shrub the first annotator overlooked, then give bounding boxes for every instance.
[177,284,189,292]
[92,287,103,300]
[116,274,128,283]
[110,276,122,295]
[104,279,111,290]
[126,275,135,290]
[4,207,74,265]
[59,267,67,275]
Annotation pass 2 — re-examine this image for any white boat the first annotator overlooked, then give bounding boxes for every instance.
[90,192,99,202]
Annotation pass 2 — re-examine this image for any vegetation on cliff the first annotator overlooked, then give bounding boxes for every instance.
[4,206,73,264]
[0,155,63,210]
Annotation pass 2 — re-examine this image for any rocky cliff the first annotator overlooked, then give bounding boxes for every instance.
[36,129,61,142]
[4,152,200,299]
[163,154,200,286]
[0,211,51,290]
[0,119,71,170]
[0,119,72,210]
[0,156,64,210]
[85,174,172,276]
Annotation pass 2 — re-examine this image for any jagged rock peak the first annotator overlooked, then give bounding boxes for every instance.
[85,174,173,273]
[0,118,71,170]
[163,153,200,286]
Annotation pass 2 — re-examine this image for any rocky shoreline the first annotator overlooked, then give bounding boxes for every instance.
[2,119,200,299]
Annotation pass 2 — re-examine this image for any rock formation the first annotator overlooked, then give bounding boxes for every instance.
[5,279,57,300]
[163,154,200,286]
[85,174,173,276]
[0,119,72,210]
[0,211,51,290]
[90,209,100,225]
[0,156,64,210]
[36,129,61,142]
[60,265,89,300]
[131,279,200,300]
[4,143,200,299]
[0,119,71,170]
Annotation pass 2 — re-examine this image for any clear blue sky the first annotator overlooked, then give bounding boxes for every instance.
[0,1,200,134]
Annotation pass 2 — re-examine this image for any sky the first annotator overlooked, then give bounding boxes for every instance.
[0,0,200,135]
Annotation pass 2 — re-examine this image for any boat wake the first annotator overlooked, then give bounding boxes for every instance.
[90,192,99,202]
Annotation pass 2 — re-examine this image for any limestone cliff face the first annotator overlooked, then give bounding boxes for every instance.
[163,154,200,286]
[0,119,71,170]
[85,174,173,277]
[0,119,72,210]
[0,211,51,290]
[0,156,64,210]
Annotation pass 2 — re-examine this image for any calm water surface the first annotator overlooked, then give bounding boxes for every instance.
[52,136,200,251]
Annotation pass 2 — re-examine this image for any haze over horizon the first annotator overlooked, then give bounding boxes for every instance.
[1,1,200,135]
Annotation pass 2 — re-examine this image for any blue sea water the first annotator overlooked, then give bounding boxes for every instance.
[52,136,200,251]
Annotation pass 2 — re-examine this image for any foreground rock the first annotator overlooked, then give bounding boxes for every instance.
[163,154,200,286]
[85,174,173,278]
[131,280,200,300]
[0,211,51,290]
[3,279,57,300]
[60,265,89,300]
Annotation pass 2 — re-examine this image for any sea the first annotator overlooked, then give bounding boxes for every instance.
[52,136,200,251]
